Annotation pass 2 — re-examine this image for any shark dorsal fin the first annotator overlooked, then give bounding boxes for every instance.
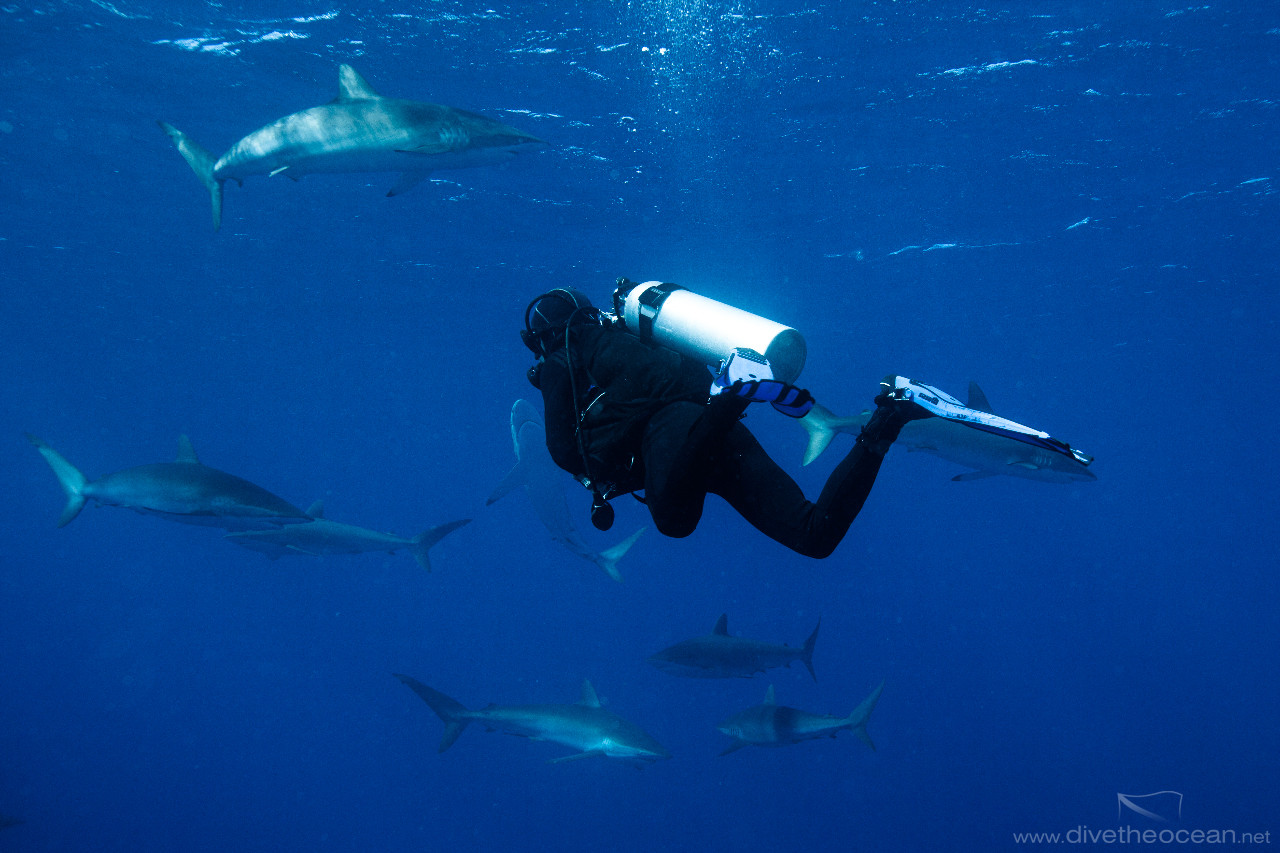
[764,684,776,705]
[580,679,602,708]
[306,500,325,518]
[337,64,381,101]
[967,382,993,413]
[713,614,729,636]
[175,435,200,464]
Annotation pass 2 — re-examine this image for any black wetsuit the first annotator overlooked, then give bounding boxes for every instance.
[536,323,895,559]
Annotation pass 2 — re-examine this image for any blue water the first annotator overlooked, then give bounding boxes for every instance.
[3,2,1277,850]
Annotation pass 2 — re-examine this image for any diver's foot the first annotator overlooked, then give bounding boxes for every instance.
[873,375,940,423]
[857,375,939,454]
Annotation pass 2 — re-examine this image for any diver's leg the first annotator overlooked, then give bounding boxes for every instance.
[703,425,820,551]
[709,397,928,559]
[797,394,937,555]
[642,397,747,538]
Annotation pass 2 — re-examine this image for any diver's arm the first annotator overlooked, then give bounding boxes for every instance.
[538,354,588,479]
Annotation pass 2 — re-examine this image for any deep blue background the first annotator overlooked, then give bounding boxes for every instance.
[2,1,1277,850]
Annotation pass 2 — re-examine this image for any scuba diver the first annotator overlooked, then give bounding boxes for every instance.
[520,279,949,560]
[521,279,1091,558]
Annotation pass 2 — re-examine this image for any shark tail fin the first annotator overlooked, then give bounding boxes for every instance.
[797,403,869,466]
[393,674,472,752]
[409,518,472,572]
[802,616,821,682]
[157,121,225,231]
[593,526,646,583]
[26,434,88,527]
[847,679,885,751]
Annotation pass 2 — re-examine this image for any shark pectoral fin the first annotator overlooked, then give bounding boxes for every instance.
[386,171,431,196]
[718,740,749,757]
[951,470,1000,482]
[222,533,286,560]
[284,544,323,557]
[397,139,459,155]
[547,750,604,764]
[486,462,527,505]
[268,166,300,181]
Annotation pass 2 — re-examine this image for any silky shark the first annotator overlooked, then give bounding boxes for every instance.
[648,614,821,681]
[224,501,470,572]
[717,681,885,756]
[26,434,309,530]
[394,674,671,764]
[799,383,1096,483]
[158,63,548,230]
[487,400,644,582]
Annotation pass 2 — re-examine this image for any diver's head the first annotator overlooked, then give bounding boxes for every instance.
[521,287,596,355]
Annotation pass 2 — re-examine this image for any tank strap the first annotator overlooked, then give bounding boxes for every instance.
[635,282,684,339]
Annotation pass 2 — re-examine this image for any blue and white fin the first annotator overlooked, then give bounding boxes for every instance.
[175,435,200,464]
[337,64,380,101]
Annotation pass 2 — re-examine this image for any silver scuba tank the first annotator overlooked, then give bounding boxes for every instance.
[611,279,807,384]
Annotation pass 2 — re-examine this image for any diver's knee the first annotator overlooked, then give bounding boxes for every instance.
[802,541,837,560]
[653,515,698,539]
[793,535,838,560]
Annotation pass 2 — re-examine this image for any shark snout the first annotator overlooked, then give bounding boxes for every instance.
[646,654,680,673]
